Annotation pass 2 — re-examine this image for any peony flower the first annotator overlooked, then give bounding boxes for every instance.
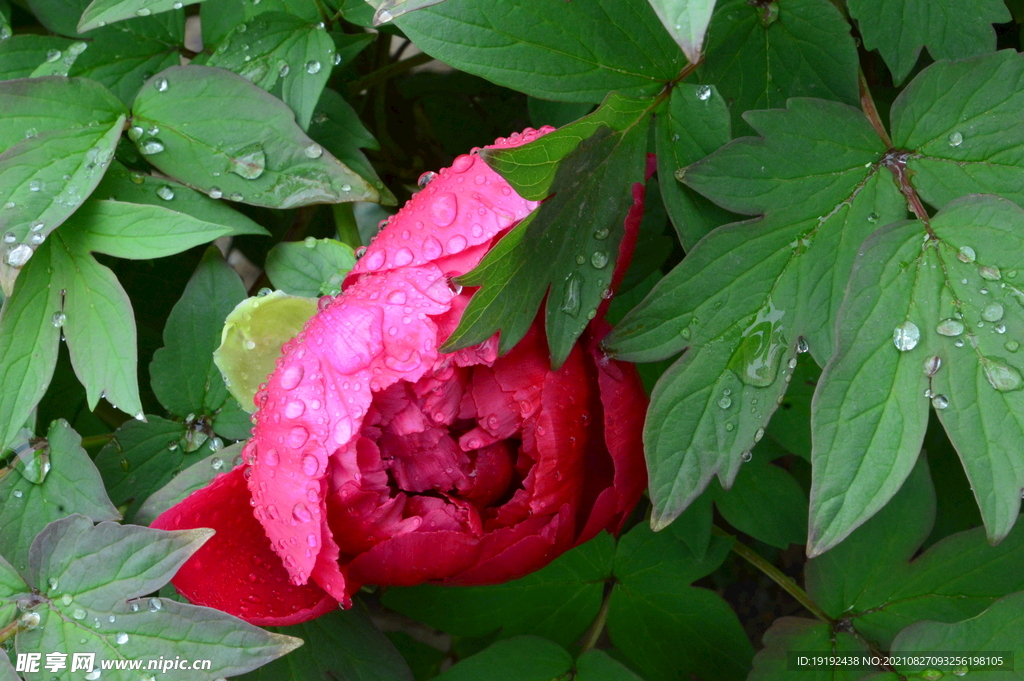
[152,128,648,625]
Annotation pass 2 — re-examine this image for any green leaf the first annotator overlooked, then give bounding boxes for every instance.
[130,65,378,207]
[807,456,1024,649]
[647,0,716,63]
[18,514,300,680]
[891,50,1024,209]
[447,120,649,367]
[481,92,655,201]
[265,237,356,297]
[0,36,75,81]
[199,0,319,47]
[206,13,336,130]
[213,290,318,412]
[235,604,415,681]
[78,0,205,32]
[811,195,1024,555]
[212,398,252,440]
[0,420,119,574]
[605,98,905,531]
[0,76,125,152]
[433,636,574,681]
[654,83,734,250]
[29,39,88,77]
[848,0,1009,85]
[150,246,246,416]
[307,88,395,205]
[134,443,242,526]
[0,239,62,453]
[68,21,183,105]
[0,553,30,624]
[575,650,646,681]
[382,533,615,648]
[94,415,194,522]
[92,161,267,237]
[0,113,125,247]
[887,592,1024,677]
[763,353,818,460]
[366,0,448,25]
[713,458,808,549]
[698,0,860,135]
[608,523,751,681]
[395,0,686,103]
[747,618,869,681]
[527,97,593,129]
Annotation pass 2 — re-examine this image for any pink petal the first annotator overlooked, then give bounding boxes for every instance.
[150,467,338,625]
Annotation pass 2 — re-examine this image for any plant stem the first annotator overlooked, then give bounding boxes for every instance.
[0,618,19,646]
[81,433,113,449]
[858,70,893,149]
[714,526,833,624]
[579,584,613,652]
[348,52,433,95]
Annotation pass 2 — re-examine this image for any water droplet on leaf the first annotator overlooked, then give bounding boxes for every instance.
[893,321,920,351]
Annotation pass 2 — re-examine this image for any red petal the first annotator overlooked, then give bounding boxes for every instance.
[347,531,480,586]
[150,467,338,625]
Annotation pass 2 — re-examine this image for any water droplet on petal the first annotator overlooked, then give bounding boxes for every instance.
[288,425,309,448]
[446,234,467,254]
[893,321,920,351]
[431,193,458,227]
[284,400,305,419]
[292,503,312,523]
[417,171,436,189]
[302,455,319,476]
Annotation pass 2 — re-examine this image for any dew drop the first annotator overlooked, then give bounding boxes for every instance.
[981,356,1023,392]
[229,144,266,179]
[304,143,323,159]
[893,321,920,351]
[591,251,608,269]
[292,503,313,523]
[1,232,13,244]
[948,131,963,147]
[208,187,223,199]
[431,193,459,227]
[378,8,393,22]
[284,400,306,419]
[561,271,583,317]
[5,244,33,268]
[931,394,949,409]
[957,245,976,263]
[754,427,764,442]
[718,396,731,409]
[446,234,467,254]
[302,455,319,476]
[417,171,436,189]
[740,450,752,462]
[72,608,87,620]
[156,185,174,200]
[115,632,129,645]
[923,355,941,376]
[29,179,44,192]
[263,448,280,466]
[982,303,1004,322]
[936,318,965,336]
[229,192,243,201]
[51,312,65,327]
[593,228,609,240]
[46,49,61,62]
[288,425,310,448]
[140,139,165,155]
[305,60,321,74]
[1006,340,1020,352]
[154,77,168,92]
[696,85,712,101]
[980,265,1001,281]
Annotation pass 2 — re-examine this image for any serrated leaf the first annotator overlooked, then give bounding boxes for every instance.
[654,83,734,250]
[94,415,198,522]
[891,50,1024,209]
[0,36,75,81]
[848,0,1009,85]
[307,88,394,205]
[265,237,356,297]
[78,0,205,32]
[0,420,119,574]
[811,195,1024,555]
[93,161,267,237]
[747,618,869,681]
[17,514,300,681]
[235,604,415,681]
[698,0,859,136]
[433,636,574,681]
[713,458,807,548]
[647,0,716,63]
[395,0,686,103]
[608,523,750,681]
[447,120,648,367]
[0,111,125,247]
[150,246,246,416]
[134,442,243,525]
[213,290,318,411]
[887,592,1024,677]
[0,239,61,453]
[383,533,615,648]
[130,65,377,207]
[605,98,906,530]
[482,92,656,201]
[807,456,1024,649]
[575,650,646,681]
[206,13,335,130]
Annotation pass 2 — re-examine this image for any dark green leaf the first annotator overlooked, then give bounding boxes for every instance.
[396,0,686,103]
[206,13,335,130]
[29,38,88,77]
[199,0,320,47]
[68,21,182,105]
[0,239,62,453]
[130,65,378,207]
[383,533,615,648]
[527,97,593,129]
[713,458,808,548]
[0,76,125,152]
[134,443,243,525]
[19,514,301,679]
[78,0,205,32]
[747,618,869,681]
[211,397,253,439]
[608,523,751,681]
[150,246,246,416]
[655,83,734,250]
[811,196,1024,555]
[432,636,574,681]
[236,604,415,681]
[763,353,818,460]
[447,120,648,367]
[891,50,1024,209]
[848,0,1009,85]
[606,98,905,530]
[575,650,646,681]
[0,36,75,81]
[0,553,30,625]
[647,0,716,63]
[265,237,356,297]
[698,0,860,135]
[366,0,448,25]
[0,420,119,574]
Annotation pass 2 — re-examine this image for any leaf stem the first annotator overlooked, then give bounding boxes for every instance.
[579,582,614,652]
[714,526,833,624]
[81,433,113,449]
[0,618,19,646]
[348,51,433,96]
[858,70,892,149]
